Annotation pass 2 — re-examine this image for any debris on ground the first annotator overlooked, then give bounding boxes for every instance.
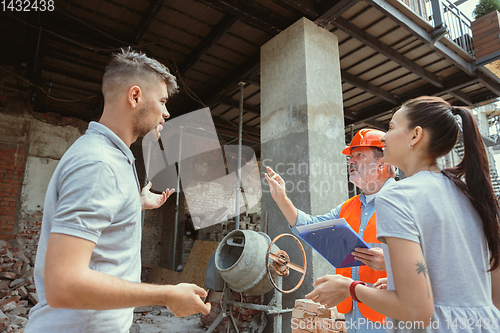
[0,240,37,333]
[132,306,206,333]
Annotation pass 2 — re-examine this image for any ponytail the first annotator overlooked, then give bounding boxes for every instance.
[442,106,500,271]
[403,96,500,270]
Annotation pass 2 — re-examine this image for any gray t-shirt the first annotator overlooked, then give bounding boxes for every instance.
[376,171,500,332]
[25,122,142,333]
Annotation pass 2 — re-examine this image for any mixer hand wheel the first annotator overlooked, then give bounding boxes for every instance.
[265,233,306,294]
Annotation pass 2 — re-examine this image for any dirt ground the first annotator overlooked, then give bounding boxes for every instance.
[131,307,206,333]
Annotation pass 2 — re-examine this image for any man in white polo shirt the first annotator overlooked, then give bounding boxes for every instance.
[25,48,211,333]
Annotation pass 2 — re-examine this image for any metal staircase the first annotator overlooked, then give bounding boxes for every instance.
[453,140,500,199]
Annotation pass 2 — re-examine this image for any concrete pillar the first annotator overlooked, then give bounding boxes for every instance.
[260,17,348,333]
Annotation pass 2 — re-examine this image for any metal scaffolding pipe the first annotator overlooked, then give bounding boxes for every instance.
[173,126,184,271]
[235,82,245,230]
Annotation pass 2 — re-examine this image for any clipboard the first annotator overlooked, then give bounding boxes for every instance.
[295,218,370,268]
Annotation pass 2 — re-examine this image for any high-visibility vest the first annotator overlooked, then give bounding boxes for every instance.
[336,195,387,324]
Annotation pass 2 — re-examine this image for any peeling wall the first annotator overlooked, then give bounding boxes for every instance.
[0,102,85,256]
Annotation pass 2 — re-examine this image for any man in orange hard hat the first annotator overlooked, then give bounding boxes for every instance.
[265,128,395,333]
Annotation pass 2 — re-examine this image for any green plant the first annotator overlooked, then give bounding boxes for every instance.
[473,0,500,19]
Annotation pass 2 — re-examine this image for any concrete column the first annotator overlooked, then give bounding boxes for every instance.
[261,17,347,333]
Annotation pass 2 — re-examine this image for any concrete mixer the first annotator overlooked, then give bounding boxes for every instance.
[206,229,307,333]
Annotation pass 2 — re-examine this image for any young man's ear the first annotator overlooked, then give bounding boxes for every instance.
[127,86,141,108]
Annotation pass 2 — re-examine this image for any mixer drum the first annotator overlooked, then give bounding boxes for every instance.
[215,230,278,295]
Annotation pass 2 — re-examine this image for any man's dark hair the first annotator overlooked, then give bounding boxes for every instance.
[102,47,178,99]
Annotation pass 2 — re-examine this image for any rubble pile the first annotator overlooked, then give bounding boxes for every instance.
[0,240,38,333]
[200,292,264,333]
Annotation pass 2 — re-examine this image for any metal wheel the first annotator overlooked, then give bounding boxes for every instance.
[265,233,306,294]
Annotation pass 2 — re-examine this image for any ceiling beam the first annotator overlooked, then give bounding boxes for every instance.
[134,0,165,43]
[332,16,445,88]
[343,108,356,120]
[362,119,387,131]
[201,0,289,35]
[41,9,132,48]
[271,0,320,18]
[178,15,239,76]
[316,0,360,27]
[219,97,260,115]
[341,69,400,105]
[272,0,321,20]
[42,64,102,85]
[243,74,260,87]
[449,90,474,106]
[477,69,500,96]
[350,72,479,124]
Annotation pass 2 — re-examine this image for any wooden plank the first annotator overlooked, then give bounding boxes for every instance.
[474,22,500,38]
[471,10,499,29]
[473,28,500,43]
[179,240,219,287]
[148,267,182,285]
[147,240,219,287]
[474,35,500,47]
[475,43,500,57]
[472,18,498,31]
[475,38,500,50]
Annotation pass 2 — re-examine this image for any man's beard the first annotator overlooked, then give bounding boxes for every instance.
[133,107,153,138]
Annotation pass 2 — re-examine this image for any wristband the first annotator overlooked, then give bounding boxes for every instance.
[350,280,368,303]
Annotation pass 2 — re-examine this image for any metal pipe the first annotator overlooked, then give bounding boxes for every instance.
[173,126,184,271]
[235,82,245,230]
[274,276,283,333]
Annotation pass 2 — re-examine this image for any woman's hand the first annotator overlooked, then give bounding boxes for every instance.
[305,275,352,308]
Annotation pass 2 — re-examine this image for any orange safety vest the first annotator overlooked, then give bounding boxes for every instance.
[336,195,386,324]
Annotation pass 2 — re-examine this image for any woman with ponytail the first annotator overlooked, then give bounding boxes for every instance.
[305,96,500,332]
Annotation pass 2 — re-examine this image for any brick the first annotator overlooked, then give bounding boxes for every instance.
[0,280,8,290]
[1,301,17,313]
[0,272,17,280]
[6,314,27,327]
[292,308,305,319]
[9,305,27,317]
[9,277,29,289]
[0,310,11,330]
[15,287,27,299]
[317,307,339,319]
[0,263,15,272]
[14,254,29,265]
[12,261,22,272]
[28,292,38,304]
[295,299,321,314]
[0,297,19,307]
[0,291,17,299]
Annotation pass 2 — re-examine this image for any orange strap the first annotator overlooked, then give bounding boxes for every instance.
[335,195,386,324]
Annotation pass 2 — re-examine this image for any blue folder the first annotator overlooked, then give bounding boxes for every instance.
[295,218,370,268]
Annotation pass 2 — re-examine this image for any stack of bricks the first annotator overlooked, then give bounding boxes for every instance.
[0,240,38,333]
[200,292,263,332]
[292,299,346,333]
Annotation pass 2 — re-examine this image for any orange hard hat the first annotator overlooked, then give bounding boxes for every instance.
[342,128,386,155]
